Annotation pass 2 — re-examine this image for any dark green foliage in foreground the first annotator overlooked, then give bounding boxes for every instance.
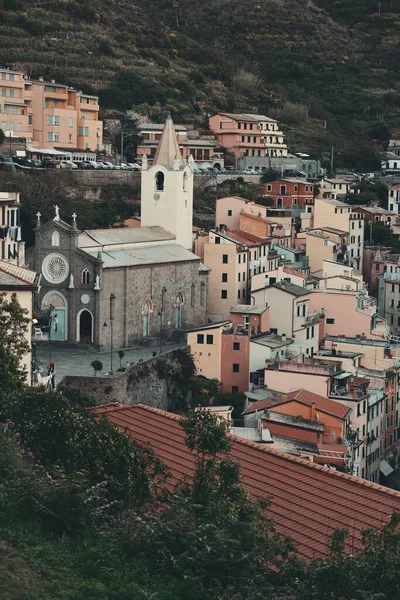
[1,297,400,598]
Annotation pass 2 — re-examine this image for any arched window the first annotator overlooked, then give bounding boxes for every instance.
[183,171,188,191]
[51,231,60,247]
[155,171,164,191]
[82,268,90,284]
[174,293,184,329]
[141,298,153,338]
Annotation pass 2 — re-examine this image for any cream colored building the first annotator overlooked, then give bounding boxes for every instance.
[0,260,39,384]
[264,282,320,357]
[0,67,103,154]
[194,228,272,320]
[313,198,364,272]
[0,191,25,265]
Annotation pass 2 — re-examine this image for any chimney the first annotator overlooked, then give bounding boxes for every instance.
[310,401,316,420]
[281,333,287,341]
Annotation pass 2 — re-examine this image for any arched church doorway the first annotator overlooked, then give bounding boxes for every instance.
[41,291,68,342]
[77,309,93,343]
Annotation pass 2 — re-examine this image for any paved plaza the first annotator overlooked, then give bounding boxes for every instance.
[33,341,187,384]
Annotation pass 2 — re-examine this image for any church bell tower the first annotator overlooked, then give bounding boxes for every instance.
[140,115,194,250]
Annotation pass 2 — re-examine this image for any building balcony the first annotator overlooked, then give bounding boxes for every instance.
[303,312,320,325]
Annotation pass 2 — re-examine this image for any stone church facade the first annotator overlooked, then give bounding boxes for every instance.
[29,116,209,350]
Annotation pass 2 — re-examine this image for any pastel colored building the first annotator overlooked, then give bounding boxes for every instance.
[239,212,292,246]
[0,68,103,155]
[388,183,400,217]
[363,247,399,293]
[187,305,269,393]
[194,227,274,320]
[137,122,223,169]
[263,358,369,476]
[209,112,287,160]
[313,198,365,271]
[0,191,25,265]
[263,178,314,210]
[307,288,384,340]
[264,282,320,357]
[0,68,33,141]
[317,178,351,199]
[378,271,400,333]
[0,259,40,384]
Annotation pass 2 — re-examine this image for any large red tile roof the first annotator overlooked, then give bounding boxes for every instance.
[283,266,307,279]
[286,389,352,420]
[94,403,400,561]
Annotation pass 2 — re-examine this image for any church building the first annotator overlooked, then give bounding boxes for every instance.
[29,116,209,350]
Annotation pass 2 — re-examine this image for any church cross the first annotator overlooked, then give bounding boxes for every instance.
[36,212,41,220]
[72,213,77,222]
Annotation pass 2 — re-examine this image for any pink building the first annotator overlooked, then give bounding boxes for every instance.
[187,305,269,393]
[307,288,385,340]
[0,68,103,156]
[209,113,287,160]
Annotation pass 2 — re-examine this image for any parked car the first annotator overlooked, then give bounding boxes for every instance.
[127,162,141,171]
[80,161,96,170]
[243,168,257,175]
[13,157,33,168]
[41,157,55,169]
[58,160,78,169]
[31,159,43,168]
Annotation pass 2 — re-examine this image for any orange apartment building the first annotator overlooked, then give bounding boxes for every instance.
[0,67,103,156]
[187,305,269,393]
[209,113,288,161]
[137,122,224,168]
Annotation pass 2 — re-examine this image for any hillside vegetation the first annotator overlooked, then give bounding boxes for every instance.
[1,0,400,167]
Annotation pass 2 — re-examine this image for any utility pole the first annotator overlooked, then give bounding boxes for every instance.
[120,131,124,165]
[330,145,334,176]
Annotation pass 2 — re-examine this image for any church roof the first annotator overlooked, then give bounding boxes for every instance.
[83,243,200,268]
[78,226,175,249]
[153,114,183,168]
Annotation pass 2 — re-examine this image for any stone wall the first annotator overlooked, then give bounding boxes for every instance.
[59,347,187,408]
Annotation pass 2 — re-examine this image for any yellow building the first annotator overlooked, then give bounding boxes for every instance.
[0,260,40,384]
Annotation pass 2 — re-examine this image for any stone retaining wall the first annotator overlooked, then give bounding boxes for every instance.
[60,347,188,408]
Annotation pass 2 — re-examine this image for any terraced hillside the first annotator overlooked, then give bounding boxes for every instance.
[0,0,400,166]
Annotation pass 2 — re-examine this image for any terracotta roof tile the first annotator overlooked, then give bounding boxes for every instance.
[285,389,352,420]
[94,403,400,561]
[283,266,307,279]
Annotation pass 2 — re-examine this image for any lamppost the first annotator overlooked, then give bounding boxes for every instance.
[103,292,115,373]
[120,131,136,165]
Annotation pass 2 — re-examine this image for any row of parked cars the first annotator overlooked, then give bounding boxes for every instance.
[11,157,141,171]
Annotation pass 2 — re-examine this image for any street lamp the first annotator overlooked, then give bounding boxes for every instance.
[103,292,115,373]
[120,131,136,165]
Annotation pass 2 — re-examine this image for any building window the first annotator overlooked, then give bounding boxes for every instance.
[222,254,228,263]
[232,386,239,393]
[81,268,90,284]
[78,126,89,136]
[51,231,60,247]
[228,209,232,216]
[222,273,228,282]
[215,236,220,244]
[233,363,240,373]
[233,342,240,350]
[242,289,246,298]
[206,334,213,344]
[237,290,241,299]
[155,171,164,191]
[221,290,227,299]
[197,334,204,344]
[326,318,335,324]
[238,273,241,282]
[200,283,205,306]
[68,117,73,127]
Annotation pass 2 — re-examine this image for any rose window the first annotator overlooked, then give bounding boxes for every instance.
[42,253,69,284]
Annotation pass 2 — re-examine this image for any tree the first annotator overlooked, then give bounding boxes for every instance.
[90,360,103,376]
[0,292,30,398]
[261,168,281,184]
[0,128,5,146]
[114,117,142,163]
[117,349,125,371]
